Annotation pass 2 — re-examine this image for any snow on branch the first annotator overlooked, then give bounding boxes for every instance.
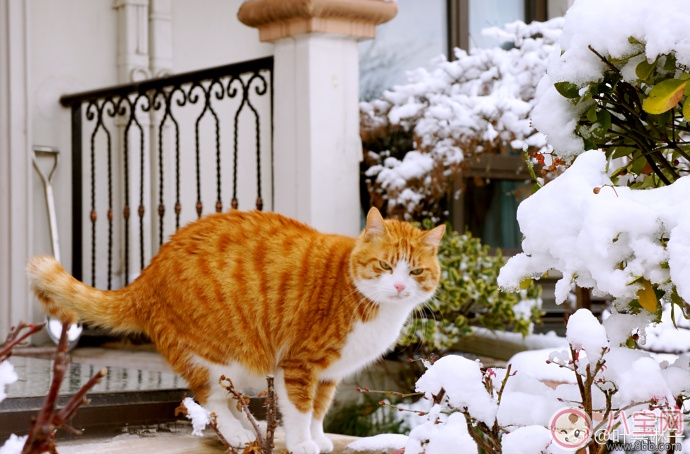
[361,18,562,221]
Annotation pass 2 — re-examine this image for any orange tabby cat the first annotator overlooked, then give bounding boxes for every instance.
[27,207,444,454]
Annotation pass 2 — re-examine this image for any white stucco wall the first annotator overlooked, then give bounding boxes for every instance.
[1,0,276,340]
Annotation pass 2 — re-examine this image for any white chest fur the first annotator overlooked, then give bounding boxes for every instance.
[320,303,413,381]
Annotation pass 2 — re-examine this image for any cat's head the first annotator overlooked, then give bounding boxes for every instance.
[350,207,445,307]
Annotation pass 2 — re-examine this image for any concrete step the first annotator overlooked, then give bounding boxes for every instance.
[56,424,369,454]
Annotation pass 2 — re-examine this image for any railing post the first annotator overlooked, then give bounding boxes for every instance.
[238,0,397,236]
[70,101,83,281]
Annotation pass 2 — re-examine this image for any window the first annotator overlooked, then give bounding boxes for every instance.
[360,0,558,251]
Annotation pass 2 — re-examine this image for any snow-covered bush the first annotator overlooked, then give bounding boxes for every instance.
[400,309,690,454]
[360,19,560,221]
[531,0,690,189]
[398,224,542,356]
[499,0,690,316]
[498,149,690,314]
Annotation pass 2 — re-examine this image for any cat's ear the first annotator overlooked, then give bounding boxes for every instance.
[364,207,385,240]
[422,224,446,248]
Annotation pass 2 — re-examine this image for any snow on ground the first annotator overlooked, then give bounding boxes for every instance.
[346,433,407,452]
[0,361,17,403]
[0,361,26,454]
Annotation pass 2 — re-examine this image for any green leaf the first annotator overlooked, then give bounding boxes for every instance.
[635,58,657,80]
[611,147,636,160]
[684,97,690,122]
[663,54,677,71]
[593,110,611,137]
[555,81,580,99]
[583,137,598,150]
[642,78,688,114]
[631,153,647,174]
[586,104,597,123]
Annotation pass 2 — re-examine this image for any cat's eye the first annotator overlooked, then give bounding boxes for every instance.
[379,261,392,271]
[410,268,424,276]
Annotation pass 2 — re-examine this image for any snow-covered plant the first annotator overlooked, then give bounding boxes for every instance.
[360,18,561,221]
[532,0,690,190]
[401,309,690,454]
[498,149,689,316]
[499,0,690,317]
[399,224,541,356]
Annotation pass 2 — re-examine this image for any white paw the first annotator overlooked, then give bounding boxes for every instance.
[287,440,320,454]
[223,427,255,448]
[313,434,334,453]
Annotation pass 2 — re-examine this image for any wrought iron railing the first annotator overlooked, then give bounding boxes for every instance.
[60,57,273,289]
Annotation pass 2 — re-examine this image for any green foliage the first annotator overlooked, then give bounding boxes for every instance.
[398,223,542,355]
[556,44,690,188]
[324,395,407,437]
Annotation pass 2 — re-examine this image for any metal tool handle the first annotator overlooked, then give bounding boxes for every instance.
[32,146,61,262]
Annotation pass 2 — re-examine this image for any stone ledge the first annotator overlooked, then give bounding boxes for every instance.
[238,0,398,41]
[56,423,374,454]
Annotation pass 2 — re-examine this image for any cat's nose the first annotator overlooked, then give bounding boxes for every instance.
[394,282,406,293]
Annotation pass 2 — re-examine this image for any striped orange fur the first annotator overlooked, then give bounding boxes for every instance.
[27,207,444,453]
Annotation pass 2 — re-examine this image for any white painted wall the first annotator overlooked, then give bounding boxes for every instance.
[1,0,276,340]
[0,0,32,341]
[171,0,273,72]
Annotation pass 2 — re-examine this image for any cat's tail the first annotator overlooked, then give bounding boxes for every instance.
[27,256,142,334]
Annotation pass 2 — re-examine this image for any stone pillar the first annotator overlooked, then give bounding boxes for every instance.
[238,0,397,236]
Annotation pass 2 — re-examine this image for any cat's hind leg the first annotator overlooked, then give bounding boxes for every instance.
[311,380,337,453]
[275,366,320,454]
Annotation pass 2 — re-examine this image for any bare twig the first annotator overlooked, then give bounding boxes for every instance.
[21,321,105,454]
[208,413,240,454]
[0,323,45,361]
[263,375,276,454]
[219,375,265,449]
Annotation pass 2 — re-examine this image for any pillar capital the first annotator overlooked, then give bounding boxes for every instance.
[238,0,397,42]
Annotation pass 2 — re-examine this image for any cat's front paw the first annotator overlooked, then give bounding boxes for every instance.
[287,440,320,454]
[313,434,334,453]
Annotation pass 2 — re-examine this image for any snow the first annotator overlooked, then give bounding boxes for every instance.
[181,397,212,436]
[498,149,690,306]
[532,0,690,157]
[346,434,407,452]
[405,413,477,454]
[0,360,24,454]
[0,435,27,454]
[415,355,497,427]
[501,425,552,454]
[0,361,17,403]
[507,349,575,384]
[566,309,608,366]
[361,18,561,217]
